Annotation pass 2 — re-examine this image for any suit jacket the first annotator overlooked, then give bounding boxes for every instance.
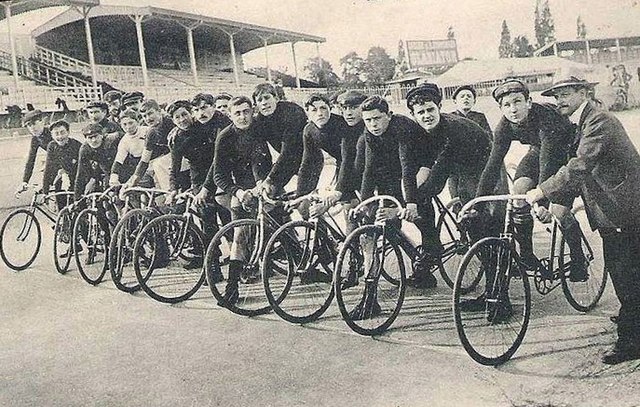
[539,101,640,229]
[451,110,492,135]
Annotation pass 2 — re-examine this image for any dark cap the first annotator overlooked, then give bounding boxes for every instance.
[82,123,105,137]
[103,90,122,103]
[121,91,144,106]
[406,83,442,108]
[492,79,529,103]
[541,76,599,97]
[85,100,108,110]
[452,85,477,100]
[336,90,368,106]
[22,109,44,125]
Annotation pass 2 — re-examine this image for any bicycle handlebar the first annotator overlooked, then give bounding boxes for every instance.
[119,186,171,200]
[352,195,403,215]
[456,194,531,223]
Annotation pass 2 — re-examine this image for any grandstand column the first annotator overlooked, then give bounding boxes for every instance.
[260,36,272,82]
[222,29,241,87]
[615,38,623,62]
[584,40,592,65]
[132,15,150,87]
[290,42,301,88]
[3,2,19,89]
[77,6,98,89]
[185,25,200,86]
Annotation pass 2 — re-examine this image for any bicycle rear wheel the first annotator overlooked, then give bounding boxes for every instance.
[262,220,335,324]
[205,219,272,316]
[0,208,41,271]
[109,208,155,293]
[334,224,405,336]
[453,237,531,366]
[133,214,206,304]
[53,206,74,274]
[73,208,110,285]
[561,208,607,312]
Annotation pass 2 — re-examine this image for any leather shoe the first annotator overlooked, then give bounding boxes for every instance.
[459,294,487,312]
[602,341,640,365]
[406,272,437,289]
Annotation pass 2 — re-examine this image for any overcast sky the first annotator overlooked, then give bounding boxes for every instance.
[3,0,640,78]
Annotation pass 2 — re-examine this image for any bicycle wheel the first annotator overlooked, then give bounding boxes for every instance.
[262,220,335,324]
[437,205,471,289]
[109,208,155,293]
[133,214,206,303]
[53,206,74,274]
[205,219,272,316]
[0,208,41,271]
[334,224,406,336]
[453,237,531,366]
[73,208,110,285]
[560,208,607,312]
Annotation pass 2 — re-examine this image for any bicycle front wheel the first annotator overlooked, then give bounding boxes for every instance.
[53,206,74,274]
[0,208,41,271]
[334,224,406,336]
[73,208,110,285]
[133,214,206,304]
[437,205,471,289]
[560,208,607,312]
[262,220,335,324]
[453,237,531,366]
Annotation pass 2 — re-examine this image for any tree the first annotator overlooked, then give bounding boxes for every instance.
[534,0,556,48]
[339,51,366,86]
[363,46,396,85]
[512,35,534,57]
[499,20,513,58]
[304,57,339,87]
[576,15,587,39]
[447,26,455,40]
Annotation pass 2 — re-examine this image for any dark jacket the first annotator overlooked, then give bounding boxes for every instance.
[540,101,640,229]
[74,138,118,199]
[451,110,492,135]
[42,138,82,194]
[22,128,53,183]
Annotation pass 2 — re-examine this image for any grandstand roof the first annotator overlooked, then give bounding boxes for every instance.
[0,0,98,20]
[434,56,592,87]
[31,5,325,54]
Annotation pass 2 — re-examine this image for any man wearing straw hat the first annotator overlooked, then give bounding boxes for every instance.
[527,76,640,365]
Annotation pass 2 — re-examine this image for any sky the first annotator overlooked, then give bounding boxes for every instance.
[2,0,640,79]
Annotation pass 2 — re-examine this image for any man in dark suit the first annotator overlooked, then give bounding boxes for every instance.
[450,85,492,135]
[527,76,640,364]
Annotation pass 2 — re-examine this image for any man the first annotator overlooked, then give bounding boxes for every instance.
[204,96,273,306]
[476,79,587,281]
[15,110,52,195]
[41,120,81,209]
[84,100,123,142]
[74,124,118,200]
[109,109,149,187]
[103,90,123,122]
[127,99,175,190]
[450,85,492,134]
[403,83,492,288]
[213,93,232,117]
[252,83,306,195]
[527,76,640,365]
[121,91,144,112]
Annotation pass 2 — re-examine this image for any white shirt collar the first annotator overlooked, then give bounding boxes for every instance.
[569,100,588,125]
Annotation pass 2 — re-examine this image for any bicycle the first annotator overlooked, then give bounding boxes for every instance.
[204,193,290,316]
[108,186,171,293]
[132,191,208,304]
[260,193,351,324]
[452,194,607,366]
[72,185,121,285]
[1,184,73,271]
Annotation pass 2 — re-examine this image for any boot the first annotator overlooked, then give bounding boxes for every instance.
[218,260,241,307]
[513,206,542,273]
[562,222,589,282]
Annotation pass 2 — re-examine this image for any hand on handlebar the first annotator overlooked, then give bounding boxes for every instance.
[323,191,342,208]
[534,204,553,224]
[193,188,209,207]
[399,203,419,222]
[375,207,399,223]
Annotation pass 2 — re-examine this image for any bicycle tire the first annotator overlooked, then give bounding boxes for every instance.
[262,220,335,324]
[133,214,206,304]
[0,208,42,271]
[453,237,531,366]
[109,208,156,293]
[437,204,471,289]
[73,208,110,285]
[53,206,74,274]
[334,224,406,336]
[560,208,608,312]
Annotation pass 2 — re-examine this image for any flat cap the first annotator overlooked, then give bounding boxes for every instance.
[452,84,477,100]
[406,83,442,107]
[85,100,108,110]
[103,90,122,103]
[492,79,529,103]
[121,91,144,106]
[541,76,599,97]
[336,90,368,106]
[82,123,105,136]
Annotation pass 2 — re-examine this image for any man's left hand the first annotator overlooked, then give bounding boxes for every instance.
[399,203,419,222]
[525,188,545,205]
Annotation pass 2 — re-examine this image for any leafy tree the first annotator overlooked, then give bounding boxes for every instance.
[512,35,534,57]
[363,46,396,85]
[499,20,513,58]
[447,26,455,40]
[304,57,340,87]
[534,0,556,48]
[576,15,587,39]
[339,51,366,86]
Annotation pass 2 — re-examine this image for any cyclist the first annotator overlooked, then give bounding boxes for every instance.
[83,100,123,142]
[126,99,175,190]
[109,109,151,187]
[475,79,587,281]
[403,83,493,288]
[213,92,232,117]
[528,76,640,364]
[15,110,53,195]
[121,91,145,113]
[203,96,273,306]
[252,83,306,196]
[103,90,123,122]
[74,124,119,200]
[41,120,82,209]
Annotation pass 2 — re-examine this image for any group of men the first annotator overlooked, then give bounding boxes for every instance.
[16,76,640,365]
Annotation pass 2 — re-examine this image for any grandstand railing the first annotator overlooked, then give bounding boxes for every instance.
[0,86,102,111]
[33,45,91,76]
